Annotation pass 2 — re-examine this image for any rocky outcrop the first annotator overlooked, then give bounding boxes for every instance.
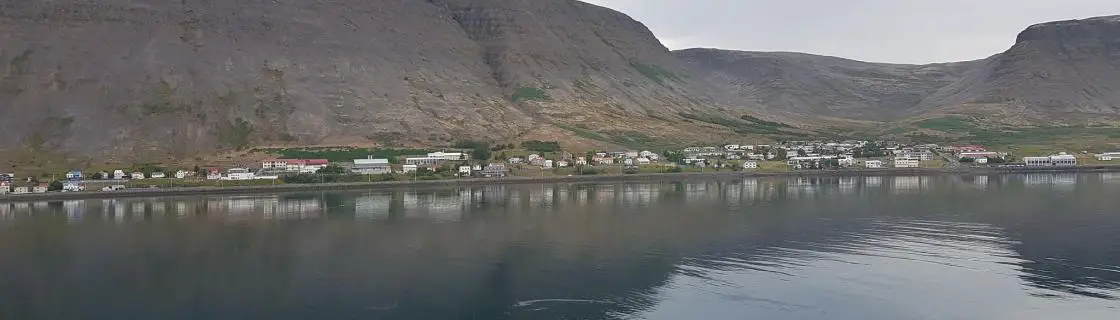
[0,0,749,161]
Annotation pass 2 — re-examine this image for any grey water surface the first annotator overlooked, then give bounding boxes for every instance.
[1,173,1119,319]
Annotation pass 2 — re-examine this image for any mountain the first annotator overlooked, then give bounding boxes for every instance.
[2,1,1119,164]
[677,15,1120,125]
[919,15,1120,121]
[675,49,980,121]
[0,0,756,162]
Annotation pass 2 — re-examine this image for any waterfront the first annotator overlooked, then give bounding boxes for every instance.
[1,173,1119,319]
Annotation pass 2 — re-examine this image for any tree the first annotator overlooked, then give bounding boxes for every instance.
[91,172,105,180]
[959,157,976,163]
[316,164,348,174]
[48,181,63,191]
[797,149,808,157]
[471,148,492,161]
[664,151,685,164]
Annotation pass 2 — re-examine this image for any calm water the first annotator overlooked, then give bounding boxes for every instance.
[2,173,1120,319]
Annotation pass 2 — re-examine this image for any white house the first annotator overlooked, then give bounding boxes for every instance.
[975,157,989,164]
[543,160,554,168]
[458,166,472,176]
[508,157,524,164]
[150,172,166,179]
[0,182,9,194]
[556,160,570,168]
[864,160,884,169]
[221,168,255,181]
[206,169,222,180]
[724,144,740,151]
[13,186,29,194]
[113,170,127,180]
[743,161,759,169]
[894,158,921,168]
[637,158,652,165]
[62,182,85,192]
[32,183,49,193]
[623,158,634,166]
[263,159,329,173]
[175,170,191,179]
[624,151,640,158]
[838,157,856,167]
[639,150,656,158]
[130,172,146,180]
[401,164,418,173]
[575,158,588,166]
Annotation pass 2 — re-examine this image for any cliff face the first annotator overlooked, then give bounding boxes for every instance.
[0,0,747,161]
[920,16,1120,118]
[679,15,1120,123]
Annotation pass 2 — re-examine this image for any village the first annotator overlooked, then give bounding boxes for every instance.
[0,140,1116,196]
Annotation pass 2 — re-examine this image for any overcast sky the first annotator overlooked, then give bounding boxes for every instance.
[582,0,1120,64]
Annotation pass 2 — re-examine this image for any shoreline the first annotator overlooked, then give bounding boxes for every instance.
[3,166,1119,202]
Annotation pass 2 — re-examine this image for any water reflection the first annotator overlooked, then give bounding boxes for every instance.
[0,174,1118,319]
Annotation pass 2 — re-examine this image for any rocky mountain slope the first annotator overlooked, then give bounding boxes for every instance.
[677,15,1120,124]
[918,15,1120,121]
[1,1,1118,163]
[675,49,980,121]
[0,0,753,162]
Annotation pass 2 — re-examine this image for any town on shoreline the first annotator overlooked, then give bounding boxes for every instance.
[2,140,1118,197]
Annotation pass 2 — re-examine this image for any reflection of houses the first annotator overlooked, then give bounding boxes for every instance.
[891,176,928,193]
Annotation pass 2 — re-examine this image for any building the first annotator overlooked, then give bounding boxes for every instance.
[353,158,393,175]
[401,164,418,173]
[543,160,554,168]
[263,159,330,173]
[405,152,469,166]
[1095,152,1120,161]
[1024,153,1077,167]
[0,181,9,194]
[65,171,82,181]
[838,157,856,167]
[206,169,222,180]
[131,172,146,180]
[13,186,29,194]
[622,158,634,166]
[150,172,167,179]
[175,170,191,179]
[481,164,509,177]
[458,166,473,176]
[894,158,921,168]
[959,152,1001,160]
[32,183,49,193]
[899,151,934,161]
[556,160,570,168]
[624,151,640,158]
[743,161,759,169]
[637,158,652,165]
[63,182,85,192]
[954,145,987,153]
[975,157,989,164]
[574,158,588,166]
[221,168,256,180]
[113,170,127,180]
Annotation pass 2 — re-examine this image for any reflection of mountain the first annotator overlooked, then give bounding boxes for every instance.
[0,174,1117,318]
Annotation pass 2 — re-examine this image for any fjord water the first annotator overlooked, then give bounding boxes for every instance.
[1,174,1119,319]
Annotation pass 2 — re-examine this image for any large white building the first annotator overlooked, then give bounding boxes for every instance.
[1024,153,1077,167]
[894,158,921,168]
[1095,152,1120,161]
[405,152,470,165]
